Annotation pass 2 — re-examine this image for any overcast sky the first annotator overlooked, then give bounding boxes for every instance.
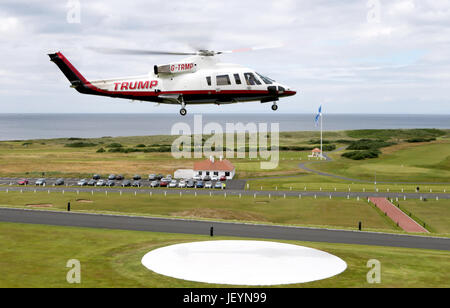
[1,0,449,114]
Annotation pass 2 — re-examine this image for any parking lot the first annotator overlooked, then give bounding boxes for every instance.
[0,176,247,190]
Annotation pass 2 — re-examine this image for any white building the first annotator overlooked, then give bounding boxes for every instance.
[193,156,235,180]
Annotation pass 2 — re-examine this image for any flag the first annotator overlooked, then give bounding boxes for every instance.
[314,105,322,126]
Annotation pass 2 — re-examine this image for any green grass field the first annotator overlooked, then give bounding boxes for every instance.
[0,191,398,232]
[1,222,449,288]
[2,129,448,182]
[310,141,450,183]
[397,199,450,234]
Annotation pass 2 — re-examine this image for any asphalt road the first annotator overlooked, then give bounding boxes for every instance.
[1,207,449,251]
[1,185,448,200]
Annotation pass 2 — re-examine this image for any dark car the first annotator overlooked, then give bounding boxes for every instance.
[196,181,204,188]
[186,180,195,188]
[108,174,116,180]
[132,180,141,187]
[203,175,211,181]
[121,180,131,187]
[116,174,124,180]
[106,180,115,186]
[17,179,29,185]
[133,174,141,180]
[156,174,164,180]
[220,176,227,181]
[55,178,65,186]
[93,174,101,180]
[87,179,97,186]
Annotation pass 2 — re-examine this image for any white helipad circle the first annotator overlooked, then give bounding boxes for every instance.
[141,240,347,285]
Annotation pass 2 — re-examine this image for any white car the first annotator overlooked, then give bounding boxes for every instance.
[205,181,213,189]
[211,175,219,181]
[178,180,186,188]
[193,175,202,181]
[77,179,88,186]
[169,180,178,188]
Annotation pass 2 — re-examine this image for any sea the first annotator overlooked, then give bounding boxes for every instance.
[0,113,449,141]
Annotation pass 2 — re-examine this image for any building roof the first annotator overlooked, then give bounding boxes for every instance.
[312,148,322,153]
[194,158,235,171]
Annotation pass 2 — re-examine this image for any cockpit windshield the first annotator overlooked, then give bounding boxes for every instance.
[256,73,275,85]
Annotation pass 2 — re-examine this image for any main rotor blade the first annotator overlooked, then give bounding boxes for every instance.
[218,43,283,54]
[89,47,198,56]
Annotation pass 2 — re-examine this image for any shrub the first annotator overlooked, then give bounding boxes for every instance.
[96,147,105,153]
[342,150,380,160]
[347,139,395,151]
[406,138,436,143]
[64,142,97,147]
[106,143,123,148]
[136,144,146,148]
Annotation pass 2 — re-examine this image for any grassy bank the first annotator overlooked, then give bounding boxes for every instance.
[0,191,398,232]
[0,222,449,288]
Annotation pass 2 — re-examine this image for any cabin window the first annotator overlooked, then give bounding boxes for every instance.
[216,75,231,86]
[256,73,274,85]
[234,74,242,85]
[206,76,211,86]
[225,172,230,177]
[244,72,261,85]
[214,172,219,176]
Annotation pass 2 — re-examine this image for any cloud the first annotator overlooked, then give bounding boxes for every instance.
[0,0,449,114]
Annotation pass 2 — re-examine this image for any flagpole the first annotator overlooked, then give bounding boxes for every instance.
[320,111,323,159]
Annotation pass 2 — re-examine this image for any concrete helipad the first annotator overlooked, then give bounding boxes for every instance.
[141,240,347,285]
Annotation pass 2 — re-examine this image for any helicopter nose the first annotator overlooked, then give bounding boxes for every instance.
[284,86,297,97]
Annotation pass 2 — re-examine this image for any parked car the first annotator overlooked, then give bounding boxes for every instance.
[93,174,101,180]
[132,180,141,187]
[193,175,202,181]
[178,180,186,188]
[196,181,204,188]
[121,180,132,187]
[203,175,211,181]
[156,174,164,180]
[186,180,195,188]
[148,174,156,181]
[205,181,213,189]
[168,180,178,188]
[96,179,106,186]
[150,180,160,187]
[160,179,169,187]
[116,175,124,180]
[108,174,116,180]
[220,176,227,181]
[55,178,65,186]
[166,175,172,181]
[17,179,29,185]
[35,178,46,186]
[211,175,219,181]
[214,181,224,189]
[133,174,141,180]
[106,180,115,186]
[77,179,88,186]
[87,179,97,186]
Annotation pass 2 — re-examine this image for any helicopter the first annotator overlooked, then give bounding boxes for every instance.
[48,47,297,116]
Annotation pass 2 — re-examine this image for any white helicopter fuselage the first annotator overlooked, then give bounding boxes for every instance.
[49,52,296,115]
